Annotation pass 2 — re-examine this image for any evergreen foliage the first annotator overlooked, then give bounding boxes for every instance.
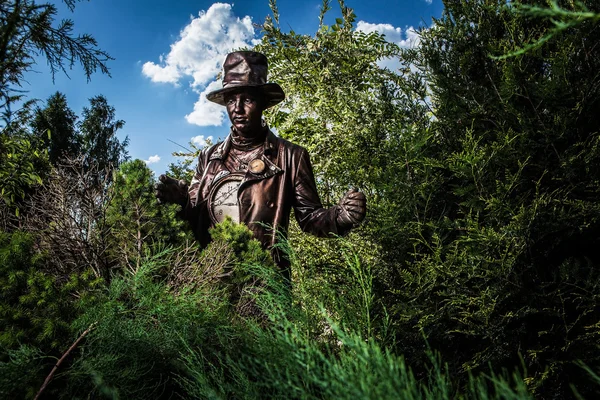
[5,223,535,399]
[0,0,111,116]
[0,230,101,355]
[0,128,47,212]
[0,345,45,399]
[0,0,112,212]
[79,95,129,186]
[3,0,600,398]
[106,159,190,273]
[31,91,80,165]
[394,1,600,396]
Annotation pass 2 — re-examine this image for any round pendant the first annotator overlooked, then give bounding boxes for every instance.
[249,158,266,174]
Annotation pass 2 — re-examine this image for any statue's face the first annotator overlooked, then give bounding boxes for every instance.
[225,89,265,136]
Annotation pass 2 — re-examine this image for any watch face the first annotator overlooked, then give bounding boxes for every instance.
[208,173,244,224]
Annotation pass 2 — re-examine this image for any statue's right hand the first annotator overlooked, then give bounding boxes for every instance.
[155,174,189,206]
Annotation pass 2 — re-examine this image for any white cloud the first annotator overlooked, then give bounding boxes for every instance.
[356,22,422,71]
[142,3,258,126]
[356,21,420,49]
[398,26,421,48]
[356,21,404,43]
[185,80,227,126]
[190,134,214,148]
[145,155,161,164]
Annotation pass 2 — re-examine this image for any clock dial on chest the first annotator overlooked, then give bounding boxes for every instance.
[208,173,244,224]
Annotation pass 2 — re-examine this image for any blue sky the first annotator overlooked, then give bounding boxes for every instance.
[25,0,443,174]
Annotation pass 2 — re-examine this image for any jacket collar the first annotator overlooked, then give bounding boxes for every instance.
[209,127,278,162]
[208,127,282,184]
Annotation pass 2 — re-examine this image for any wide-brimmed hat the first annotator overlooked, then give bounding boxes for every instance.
[206,51,285,108]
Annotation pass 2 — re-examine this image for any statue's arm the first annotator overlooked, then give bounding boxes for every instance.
[178,150,208,223]
[292,149,346,237]
[292,149,366,237]
[155,149,207,226]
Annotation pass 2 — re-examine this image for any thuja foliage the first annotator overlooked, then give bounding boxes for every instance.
[10,222,534,399]
[0,231,102,352]
[0,231,103,399]
[106,159,190,273]
[257,0,600,397]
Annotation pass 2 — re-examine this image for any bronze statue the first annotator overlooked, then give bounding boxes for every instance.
[156,51,366,278]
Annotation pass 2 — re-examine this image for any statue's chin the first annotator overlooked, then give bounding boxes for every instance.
[234,124,260,137]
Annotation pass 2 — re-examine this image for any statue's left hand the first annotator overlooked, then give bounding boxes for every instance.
[337,189,367,228]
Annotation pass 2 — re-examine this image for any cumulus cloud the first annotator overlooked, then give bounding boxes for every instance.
[399,27,421,48]
[356,21,420,49]
[145,155,161,164]
[356,21,422,71]
[142,3,258,126]
[356,21,403,43]
[191,134,214,148]
[185,80,227,126]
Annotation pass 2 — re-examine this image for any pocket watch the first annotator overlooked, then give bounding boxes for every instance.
[208,172,245,224]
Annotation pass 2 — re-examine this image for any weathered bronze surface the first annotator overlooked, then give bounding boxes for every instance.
[156,51,366,275]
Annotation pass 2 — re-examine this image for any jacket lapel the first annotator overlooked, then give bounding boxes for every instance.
[240,131,282,188]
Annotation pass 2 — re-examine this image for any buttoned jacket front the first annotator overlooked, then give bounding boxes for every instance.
[184,129,343,272]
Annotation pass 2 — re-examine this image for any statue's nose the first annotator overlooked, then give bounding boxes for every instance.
[234,99,244,112]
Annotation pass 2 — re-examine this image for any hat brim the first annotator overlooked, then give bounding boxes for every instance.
[205,83,285,108]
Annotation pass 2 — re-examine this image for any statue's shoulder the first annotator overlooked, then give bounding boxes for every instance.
[270,132,306,156]
[198,140,225,161]
[205,141,223,155]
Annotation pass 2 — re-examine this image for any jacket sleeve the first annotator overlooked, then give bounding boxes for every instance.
[188,150,206,209]
[177,148,211,246]
[292,148,345,237]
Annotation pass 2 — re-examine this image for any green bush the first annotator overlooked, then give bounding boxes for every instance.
[39,222,536,399]
[0,231,102,352]
[0,346,45,400]
[0,231,103,398]
[58,221,271,399]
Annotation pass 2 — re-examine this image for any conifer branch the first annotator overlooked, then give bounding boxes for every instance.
[34,322,97,400]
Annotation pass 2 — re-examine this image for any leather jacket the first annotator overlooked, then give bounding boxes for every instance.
[183,129,344,274]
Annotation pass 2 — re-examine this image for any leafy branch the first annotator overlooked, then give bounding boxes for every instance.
[494,1,600,59]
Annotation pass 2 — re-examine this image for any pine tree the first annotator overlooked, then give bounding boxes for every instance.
[0,0,111,120]
[79,95,129,187]
[106,160,190,273]
[1,0,111,211]
[31,92,79,165]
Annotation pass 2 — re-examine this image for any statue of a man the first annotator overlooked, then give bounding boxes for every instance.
[156,51,366,277]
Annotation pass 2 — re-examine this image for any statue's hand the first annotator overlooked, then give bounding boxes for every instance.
[155,174,189,206]
[337,188,366,229]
